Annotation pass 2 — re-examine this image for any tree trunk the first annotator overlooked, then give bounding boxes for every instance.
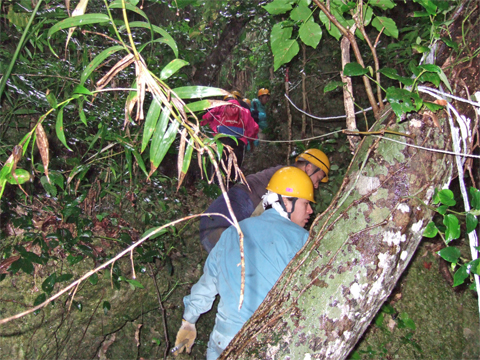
[192,16,250,85]
[221,107,457,359]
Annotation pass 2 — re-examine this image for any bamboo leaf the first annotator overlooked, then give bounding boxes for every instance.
[151,120,179,170]
[65,0,89,55]
[142,98,162,153]
[109,1,149,22]
[160,59,189,80]
[132,150,148,177]
[124,21,178,57]
[172,86,229,99]
[35,124,50,184]
[47,14,111,57]
[56,106,72,151]
[184,99,215,113]
[149,107,171,173]
[80,45,124,86]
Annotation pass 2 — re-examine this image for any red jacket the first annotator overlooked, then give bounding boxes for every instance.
[201,99,259,145]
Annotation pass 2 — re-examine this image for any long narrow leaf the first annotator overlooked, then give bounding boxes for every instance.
[56,106,73,151]
[160,59,189,80]
[142,98,162,153]
[109,1,149,21]
[125,21,178,57]
[184,99,215,113]
[152,121,179,170]
[80,45,124,86]
[47,14,111,57]
[132,150,148,177]
[172,86,229,99]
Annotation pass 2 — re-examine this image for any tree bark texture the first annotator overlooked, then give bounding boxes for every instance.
[192,17,250,85]
[221,108,457,359]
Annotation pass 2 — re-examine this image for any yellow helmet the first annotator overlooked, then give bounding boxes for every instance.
[266,166,315,203]
[258,88,270,97]
[231,90,243,99]
[243,98,251,106]
[296,149,330,183]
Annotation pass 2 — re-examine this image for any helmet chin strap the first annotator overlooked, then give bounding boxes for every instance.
[277,194,297,220]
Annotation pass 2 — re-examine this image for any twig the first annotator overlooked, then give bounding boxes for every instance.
[148,263,169,360]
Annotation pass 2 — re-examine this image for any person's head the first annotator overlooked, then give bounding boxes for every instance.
[264,167,314,227]
[243,98,251,107]
[294,149,330,189]
[231,90,243,99]
[257,88,270,105]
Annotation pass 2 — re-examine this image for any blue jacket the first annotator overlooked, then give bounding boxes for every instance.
[183,209,309,357]
[250,98,267,130]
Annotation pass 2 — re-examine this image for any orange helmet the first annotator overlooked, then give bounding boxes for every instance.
[266,166,315,202]
[243,98,251,106]
[258,88,270,97]
[231,90,243,99]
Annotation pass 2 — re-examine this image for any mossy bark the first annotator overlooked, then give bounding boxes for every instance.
[222,107,458,359]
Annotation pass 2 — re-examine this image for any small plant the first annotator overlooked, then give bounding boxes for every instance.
[423,187,480,289]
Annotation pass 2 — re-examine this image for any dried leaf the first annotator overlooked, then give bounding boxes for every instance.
[96,54,135,90]
[65,0,89,56]
[433,99,448,106]
[176,128,187,191]
[35,124,50,184]
[135,323,143,347]
[423,110,441,129]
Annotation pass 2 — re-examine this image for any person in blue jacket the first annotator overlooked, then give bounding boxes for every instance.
[200,148,330,253]
[250,88,270,146]
[173,167,315,359]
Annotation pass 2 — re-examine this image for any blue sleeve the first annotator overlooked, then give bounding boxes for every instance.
[183,243,221,324]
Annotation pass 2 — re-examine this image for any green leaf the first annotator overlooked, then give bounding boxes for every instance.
[319,11,342,41]
[80,45,124,86]
[441,37,459,52]
[443,214,460,243]
[466,213,478,234]
[150,110,178,169]
[271,22,293,50]
[142,98,162,153]
[453,265,468,287]
[438,246,460,263]
[5,169,31,185]
[290,3,311,21]
[469,259,480,276]
[263,0,293,15]
[103,300,111,315]
[67,254,84,265]
[57,273,74,282]
[184,100,215,113]
[437,189,455,206]
[372,16,398,39]
[126,279,144,289]
[470,187,480,210]
[181,141,194,175]
[172,86,228,99]
[126,21,178,57]
[399,312,416,330]
[273,38,299,71]
[141,227,168,240]
[436,205,448,215]
[324,81,344,93]
[413,0,437,15]
[386,87,422,118]
[87,272,98,285]
[411,44,430,53]
[46,92,58,109]
[423,221,438,238]
[299,18,322,49]
[47,14,111,57]
[343,62,368,76]
[363,5,373,26]
[109,0,149,20]
[56,106,73,151]
[160,59,189,80]
[41,175,57,197]
[374,312,385,327]
[42,273,57,294]
[424,101,444,112]
[368,0,396,10]
[72,85,93,96]
[34,292,46,307]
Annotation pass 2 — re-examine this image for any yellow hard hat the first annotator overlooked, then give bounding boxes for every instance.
[266,166,315,203]
[243,98,251,106]
[296,149,330,183]
[231,90,243,99]
[258,88,270,97]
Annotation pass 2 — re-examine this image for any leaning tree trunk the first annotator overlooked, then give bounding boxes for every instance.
[221,107,457,359]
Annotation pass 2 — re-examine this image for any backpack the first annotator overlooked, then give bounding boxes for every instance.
[217,104,245,138]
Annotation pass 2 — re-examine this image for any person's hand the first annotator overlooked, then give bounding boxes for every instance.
[172,320,196,356]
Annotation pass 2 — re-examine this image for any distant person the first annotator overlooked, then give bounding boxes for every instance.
[250,88,270,142]
[173,166,315,359]
[201,97,259,180]
[199,148,330,252]
[230,90,251,112]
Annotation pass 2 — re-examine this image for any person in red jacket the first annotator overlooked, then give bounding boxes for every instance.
[201,98,259,180]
